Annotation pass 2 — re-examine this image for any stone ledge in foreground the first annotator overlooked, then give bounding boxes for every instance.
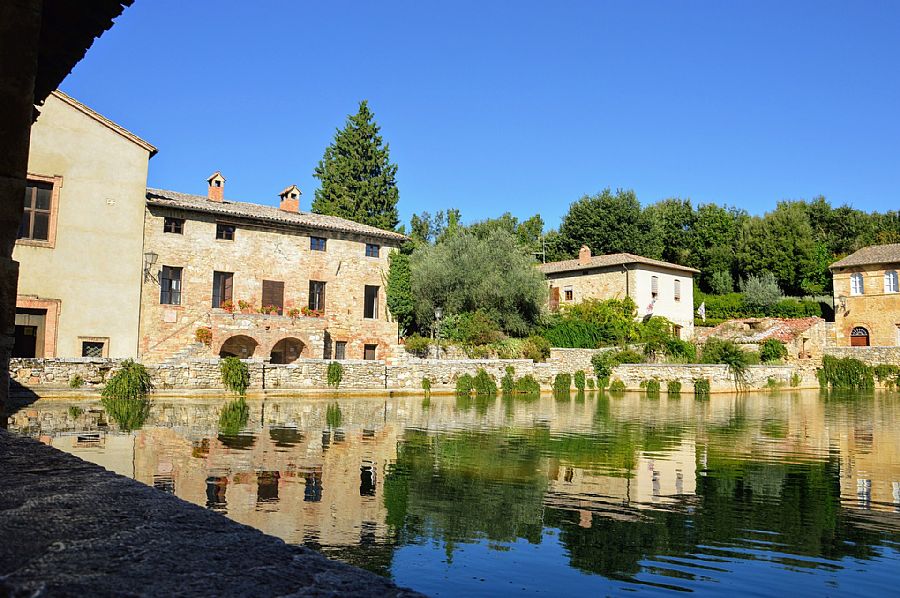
[0,431,422,597]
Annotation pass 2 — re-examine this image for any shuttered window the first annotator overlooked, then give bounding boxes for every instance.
[261,280,284,315]
[308,280,326,312]
[160,266,183,305]
[334,341,346,360]
[651,276,659,296]
[674,279,681,302]
[364,344,377,360]
[364,285,379,319]
[212,271,234,308]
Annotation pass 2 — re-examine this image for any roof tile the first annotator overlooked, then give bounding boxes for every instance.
[538,252,699,275]
[830,243,900,269]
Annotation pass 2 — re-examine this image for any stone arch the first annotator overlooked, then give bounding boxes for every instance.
[850,326,870,347]
[270,337,305,364]
[219,335,259,359]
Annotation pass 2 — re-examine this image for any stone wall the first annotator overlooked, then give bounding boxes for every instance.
[824,346,900,366]
[609,364,808,393]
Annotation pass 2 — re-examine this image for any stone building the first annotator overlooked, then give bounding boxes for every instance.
[693,317,826,362]
[13,91,156,358]
[539,246,698,339]
[139,176,406,363]
[830,243,900,347]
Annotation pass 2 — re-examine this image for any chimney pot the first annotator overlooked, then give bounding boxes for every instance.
[279,185,302,212]
[578,245,591,265]
[207,171,225,202]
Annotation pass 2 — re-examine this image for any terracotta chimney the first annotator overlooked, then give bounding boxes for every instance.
[578,245,592,265]
[278,185,301,212]
[207,171,226,202]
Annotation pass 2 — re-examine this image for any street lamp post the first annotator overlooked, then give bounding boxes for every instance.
[434,307,443,360]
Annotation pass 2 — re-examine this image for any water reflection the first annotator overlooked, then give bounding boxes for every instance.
[7,391,900,595]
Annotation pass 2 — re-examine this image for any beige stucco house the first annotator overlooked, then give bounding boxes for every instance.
[830,243,900,347]
[13,91,156,358]
[539,246,698,339]
[139,176,407,363]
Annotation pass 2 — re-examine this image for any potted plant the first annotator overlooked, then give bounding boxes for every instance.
[287,307,300,319]
[221,299,235,314]
[237,299,252,313]
[195,327,213,346]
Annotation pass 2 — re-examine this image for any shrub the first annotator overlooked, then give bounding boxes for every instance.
[644,379,661,398]
[709,270,734,295]
[69,374,85,389]
[615,349,644,364]
[445,310,505,345]
[553,373,571,393]
[740,272,783,307]
[327,361,343,389]
[514,375,541,394]
[522,335,551,362]
[664,338,697,362]
[591,349,643,387]
[195,327,213,346]
[759,339,788,363]
[455,373,475,395]
[68,405,84,418]
[220,357,250,395]
[790,372,802,387]
[218,398,249,435]
[765,377,784,390]
[501,366,515,395]
[641,317,675,359]
[540,297,641,348]
[694,378,710,398]
[609,379,626,393]
[586,378,596,390]
[818,355,873,390]
[700,338,751,388]
[473,369,498,396]
[573,370,586,391]
[102,359,153,401]
[667,380,682,396]
[421,377,432,392]
[404,333,431,357]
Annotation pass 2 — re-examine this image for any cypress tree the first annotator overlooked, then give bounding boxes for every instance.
[312,101,400,231]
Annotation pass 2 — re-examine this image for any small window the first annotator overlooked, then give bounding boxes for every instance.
[212,271,234,308]
[19,180,53,241]
[563,286,573,301]
[160,266,183,305]
[364,344,377,360]
[81,341,105,358]
[364,285,379,319]
[310,236,326,251]
[850,272,864,295]
[163,217,184,234]
[651,276,659,297]
[885,270,899,294]
[334,341,347,360]
[214,180,222,187]
[365,243,380,258]
[674,279,681,302]
[309,280,326,312]
[216,223,235,241]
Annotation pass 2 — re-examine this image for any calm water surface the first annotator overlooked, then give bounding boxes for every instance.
[8,390,900,596]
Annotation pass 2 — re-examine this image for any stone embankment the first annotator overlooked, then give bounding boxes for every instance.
[824,346,900,366]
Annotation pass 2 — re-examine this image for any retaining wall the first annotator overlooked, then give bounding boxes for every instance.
[824,346,900,366]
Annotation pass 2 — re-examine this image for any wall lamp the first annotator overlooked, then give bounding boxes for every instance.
[143,251,158,282]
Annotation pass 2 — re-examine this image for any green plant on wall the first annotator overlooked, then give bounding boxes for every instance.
[759,339,788,363]
[102,360,153,401]
[641,378,660,399]
[573,370,586,391]
[327,361,344,389]
[694,378,710,399]
[220,357,250,395]
[501,366,515,395]
[421,377,432,393]
[68,374,85,389]
[817,355,873,390]
[667,380,682,397]
[553,373,571,394]
[473,368,497,396]
[456,374,475,395]
[609,379,626,394]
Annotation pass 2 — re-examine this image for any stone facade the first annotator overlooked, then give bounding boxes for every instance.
[694,317,827,363]
[139,179,404,364]
[831,247,900,347]
[823,346,900,366]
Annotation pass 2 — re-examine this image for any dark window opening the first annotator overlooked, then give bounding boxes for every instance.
[19,180,52,241]
[163,217,184,234]
[82,341,104,358]
[14,308,46,358]
[308,280,326,312]
[212,271,234,308]
[310,236,326,251]
[160,266,183,305]
[216,223,235,240]
[334,341,346,360]
[364,344,377,360]
[261,280,284,315]
[365,243,380,258]
[364,285,379,319]
[564,288,573,301]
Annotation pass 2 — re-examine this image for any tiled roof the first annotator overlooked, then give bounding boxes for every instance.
[694,317,822,345]
[146,188,408,242]
[830,243,900,269]
[538,253,699,275]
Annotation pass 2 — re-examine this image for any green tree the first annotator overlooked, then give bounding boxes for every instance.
[312,101,399,230]
[688,203,746,290]
[643,198,694,264]
[386,243,415,334]
[556,189,647,258]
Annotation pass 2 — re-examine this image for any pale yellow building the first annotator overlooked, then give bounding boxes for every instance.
[13,91,156,358]
[830,243,900,347]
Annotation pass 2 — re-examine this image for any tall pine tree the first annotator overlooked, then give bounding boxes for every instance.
[312,101,400,230]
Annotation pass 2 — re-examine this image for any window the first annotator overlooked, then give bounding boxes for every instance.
[365,243,380,258]
[81,341,105,358]
[212,271,234,308]
[850,272,864,295]
[310,236,326,251]
[160,266,183,305]
[309,280,326,312]
[19,180,53,241]
[674,279,681,302]
[216,223,235,241]
[651,276,659,297]
[163,217,184,234]
[885,270,899,293]
[364,285,379,319]
[364,344,377,360]
[563,286,573,301]
[334,341,346,360]
[673,325,683,339]
[261,280,284,315]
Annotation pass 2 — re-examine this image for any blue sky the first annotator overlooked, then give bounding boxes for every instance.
[60,0,900,230]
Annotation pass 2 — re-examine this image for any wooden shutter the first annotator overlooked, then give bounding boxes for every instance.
[262,280,284,314]
[223,273,234,303]
[550,287,560,312]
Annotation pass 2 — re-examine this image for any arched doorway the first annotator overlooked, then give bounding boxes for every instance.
[270,337,304,364]
[219,335,259,358]
[850,327,870,347]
